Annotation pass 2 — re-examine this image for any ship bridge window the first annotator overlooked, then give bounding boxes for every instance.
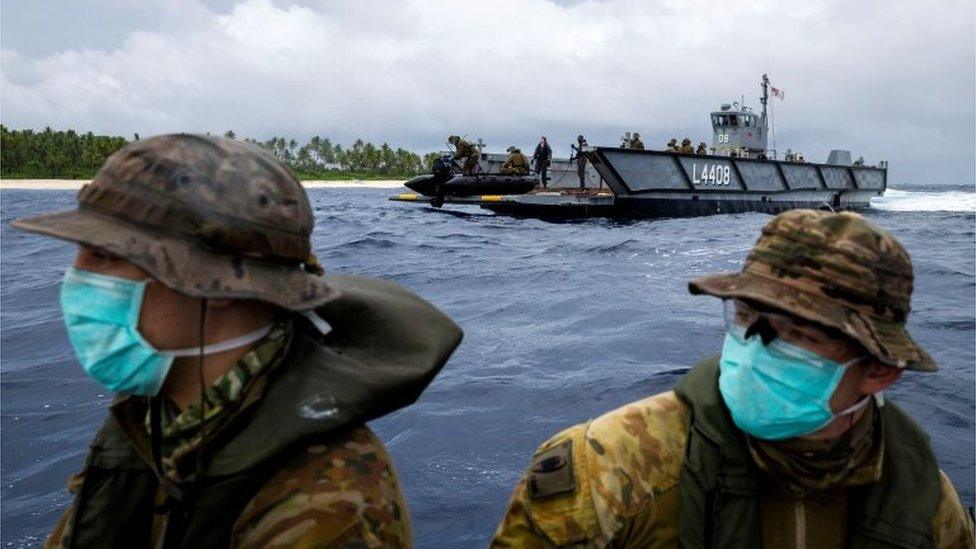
[729,116,739,127]
[742,116,750,127]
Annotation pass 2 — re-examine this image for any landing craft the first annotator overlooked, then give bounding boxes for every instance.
[392,75,887,218]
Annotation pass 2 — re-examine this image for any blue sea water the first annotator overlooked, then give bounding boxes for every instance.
[1,185,974,547]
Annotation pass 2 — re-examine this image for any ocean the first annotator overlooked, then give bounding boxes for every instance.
[2,185,974,547]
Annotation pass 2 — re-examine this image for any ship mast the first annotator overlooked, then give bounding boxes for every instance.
[760,73,769,128]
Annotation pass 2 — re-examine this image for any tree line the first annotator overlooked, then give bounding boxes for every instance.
[1,126,437,179]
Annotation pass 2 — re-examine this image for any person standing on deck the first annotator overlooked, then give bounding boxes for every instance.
[13,134,463,548]
[570,134,589,190]
[532,136,552,189]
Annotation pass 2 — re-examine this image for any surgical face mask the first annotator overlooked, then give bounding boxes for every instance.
[718,301,869,440]
[60,267,272,396]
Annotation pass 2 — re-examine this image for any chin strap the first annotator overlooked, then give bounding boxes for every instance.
[166,322,274,358]
[836,393,873,419]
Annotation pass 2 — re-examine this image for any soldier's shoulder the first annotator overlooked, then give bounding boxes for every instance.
[232,425,409,548]
[932,469,974,547]
[519,391,689,545]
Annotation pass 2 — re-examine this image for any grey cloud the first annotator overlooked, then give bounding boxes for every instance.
[1,0,973,185]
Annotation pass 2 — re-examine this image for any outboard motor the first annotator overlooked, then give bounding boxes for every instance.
[432,155,454,177]
[431,154,454,208]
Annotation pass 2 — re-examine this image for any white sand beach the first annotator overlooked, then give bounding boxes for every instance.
[0,179,406,190]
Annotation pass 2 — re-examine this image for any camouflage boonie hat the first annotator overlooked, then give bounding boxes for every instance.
[689,209,935,371]
[12,134,338,311]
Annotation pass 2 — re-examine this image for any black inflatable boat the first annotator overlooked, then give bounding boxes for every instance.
[404,173,537,197]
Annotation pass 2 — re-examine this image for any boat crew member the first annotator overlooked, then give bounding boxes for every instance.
[448,134,480,176]
[696,142,708,155]
[532,136,552,189]
[679,137,695,154]
[14,135,463,548]
[570,134,588,189]
[666,137,679,152]
[501,146,530,175]
[854,156,865,166]
[629,132,645,150]
[492,210,973,548]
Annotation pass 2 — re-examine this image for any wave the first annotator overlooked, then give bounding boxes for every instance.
[871,188,976,212]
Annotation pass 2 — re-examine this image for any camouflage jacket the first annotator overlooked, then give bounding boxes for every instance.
[47,319,411,548]
[454,139,479,159]
[502,151,531,175]
[492,387,973,548]
[45,274,465,548]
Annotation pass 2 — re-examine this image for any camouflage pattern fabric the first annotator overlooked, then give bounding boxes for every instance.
[629,136,645,150]
[12,134,337,311]
[501,150,530,175]
[491,391,973,548]
[690,209,935,371]
[232,426,411,548]
[679,143,695,154]
[452,139,479,176]
[150,320,291,478]
[45,426,411,549]
[696,143,708,155]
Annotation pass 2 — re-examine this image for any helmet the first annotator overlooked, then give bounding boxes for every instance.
[668,138,677,145]
[689,210,934,371]
[507,146,516,152]
[633,133,640,139]
[448,135,460,144]
[699,142,707,147]
[682,138,691,144]
[577,134,585,142]
[12,134,338,311]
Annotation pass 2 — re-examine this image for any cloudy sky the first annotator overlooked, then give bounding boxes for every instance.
[2,0,973,185]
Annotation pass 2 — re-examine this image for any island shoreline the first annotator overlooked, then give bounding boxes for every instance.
[0,179,406,190]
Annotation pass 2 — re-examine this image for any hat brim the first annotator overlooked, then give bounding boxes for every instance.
[12,207,339,311]
[689,271,936,372]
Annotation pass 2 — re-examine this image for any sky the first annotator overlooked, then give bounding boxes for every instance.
[2,0,974,185]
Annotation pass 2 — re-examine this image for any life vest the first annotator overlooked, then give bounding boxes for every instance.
[674,357,942,548]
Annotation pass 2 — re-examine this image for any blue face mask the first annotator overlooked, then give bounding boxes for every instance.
[60,268,273,396]
[718,324,868,440]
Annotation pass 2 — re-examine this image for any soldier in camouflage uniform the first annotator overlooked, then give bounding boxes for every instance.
[666,137,679,152]
[501,146,531,175]
[629,133,645,150]
[448,134,480,176]
[570,135,588,190]
[696,142,708,155]
[679,137,695,154]
[492,210,973,548]
[13,134,463,548]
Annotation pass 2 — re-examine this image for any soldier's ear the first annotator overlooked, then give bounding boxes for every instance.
[857,360,902,394]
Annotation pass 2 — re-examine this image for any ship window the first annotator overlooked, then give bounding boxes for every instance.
[712,115,719,126]
[729,116,739,127]
[742,116,750,127]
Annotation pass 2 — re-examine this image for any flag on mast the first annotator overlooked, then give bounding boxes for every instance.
[771,86,785,100]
